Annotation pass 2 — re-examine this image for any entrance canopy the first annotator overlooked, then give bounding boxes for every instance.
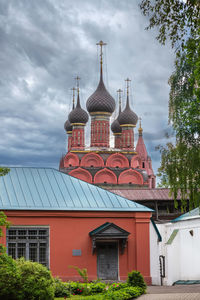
[89,222,130,254]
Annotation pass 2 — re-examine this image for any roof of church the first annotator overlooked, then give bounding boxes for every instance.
[68,94,88,124]
[109,188,185,201]
[136,131,148,159]
[0,167,152,212]
[118,95,138,126]
[86,74,115,114]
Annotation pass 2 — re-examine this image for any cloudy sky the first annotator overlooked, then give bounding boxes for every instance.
[0,0,175,183]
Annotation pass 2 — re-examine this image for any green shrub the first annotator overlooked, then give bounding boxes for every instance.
[89,282,107,294]
[0,253,21,300]
[108,282,128,291]
[69,265,88,283]
[69,281,86,295]
[54,277,70,298]
[0,254,55,300]
[17,257,55,300]
[123,286,143,298]
[105,289,130,300]
[105,286,143,300]
[127,270,146,293]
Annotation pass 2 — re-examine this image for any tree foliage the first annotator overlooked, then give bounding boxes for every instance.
[0,168,10,253]
[0,167,10,177]
[140,0,200,208]
[0,211,10,254]
[140,0,200,50]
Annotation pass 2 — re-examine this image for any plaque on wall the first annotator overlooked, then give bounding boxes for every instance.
[72,249,82,256]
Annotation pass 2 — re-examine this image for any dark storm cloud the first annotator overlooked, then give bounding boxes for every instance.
[0,0,175,181]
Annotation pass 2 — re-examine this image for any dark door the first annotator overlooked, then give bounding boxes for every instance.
[97,243,118,280]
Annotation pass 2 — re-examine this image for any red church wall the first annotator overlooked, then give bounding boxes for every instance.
[69,167,92,183]
[91,119,110,148]
[2,210,152,284]
[80,152,104,168]
[94,168,117,185]
[106,153,129,168]
[64,152,79,168]
[131,155,142,169]
[118,169,143,185]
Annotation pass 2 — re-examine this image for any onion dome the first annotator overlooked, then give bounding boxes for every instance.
[86,74,115,114]
[111,118,121,133]
[69,93,88,124]
[111,89,122,133]
[64,120,72,132]
[64,87,75,132]
[118,95,138,126]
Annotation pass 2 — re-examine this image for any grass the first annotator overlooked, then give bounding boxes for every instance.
[55,295,105,299]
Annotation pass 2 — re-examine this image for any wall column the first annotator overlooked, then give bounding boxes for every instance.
[134,212,152,285]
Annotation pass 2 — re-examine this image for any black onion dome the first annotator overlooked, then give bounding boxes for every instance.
[86,74,115,114]
[118,96,138,125]
[64,120,72,132]
[68,94,88,124]
[111,118,122,133]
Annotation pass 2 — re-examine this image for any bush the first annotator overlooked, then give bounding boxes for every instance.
[0,254,55,300]
[54,277,70,298]
[0,253,21,300]
[89,282,107,294]
[105,286,143,300]
[17,258,55,300]
[69,281,86,295]
[108,282,128,291]
[127,270,146,293]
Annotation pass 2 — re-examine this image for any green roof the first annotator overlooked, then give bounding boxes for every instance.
[172,207,200,222]
[0,167,153,212]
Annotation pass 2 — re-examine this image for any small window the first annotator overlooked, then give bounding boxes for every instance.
[104,181,107,184]
[69,164,72,167]
[91,165,94,167]
[7,227,49,267]
[129,182,132,185]
[142,162,145,168]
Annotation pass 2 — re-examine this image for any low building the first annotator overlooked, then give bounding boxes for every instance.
[0,167,153,284]
[108,188,188,221]
[152,208,200,285]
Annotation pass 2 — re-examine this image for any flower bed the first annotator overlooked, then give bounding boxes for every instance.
[54,270,146,299]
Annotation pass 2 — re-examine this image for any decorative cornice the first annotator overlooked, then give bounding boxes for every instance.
[90,111,112,116]
[71,123,86,126]
[120,124,136,128]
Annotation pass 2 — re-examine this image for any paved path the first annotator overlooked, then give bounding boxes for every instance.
[138,285,200,300]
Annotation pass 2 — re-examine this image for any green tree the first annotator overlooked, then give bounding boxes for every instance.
[0,167,10,177]
[0,167,10,253]
[140,0,200,50]
[0,212,10,254]
[140,0,200,208]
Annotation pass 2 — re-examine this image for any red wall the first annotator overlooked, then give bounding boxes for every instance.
[2,210,152,284]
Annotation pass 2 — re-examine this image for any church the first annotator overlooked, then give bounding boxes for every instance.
[60,40,156,190]
[0,41,159,284]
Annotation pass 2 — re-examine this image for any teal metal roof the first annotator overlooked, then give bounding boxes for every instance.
[172,207,200,222]
[0,167,153,212]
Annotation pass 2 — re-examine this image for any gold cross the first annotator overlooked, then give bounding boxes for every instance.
[125,78,131,96]
[71,87,76,108]
[96,41,107,69]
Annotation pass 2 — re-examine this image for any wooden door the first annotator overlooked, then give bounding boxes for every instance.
[97,243,118,280]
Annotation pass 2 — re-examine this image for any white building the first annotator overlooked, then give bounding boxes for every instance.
[150,208,200,286]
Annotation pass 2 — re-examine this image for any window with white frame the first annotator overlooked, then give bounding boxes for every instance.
[7,227,49,267]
